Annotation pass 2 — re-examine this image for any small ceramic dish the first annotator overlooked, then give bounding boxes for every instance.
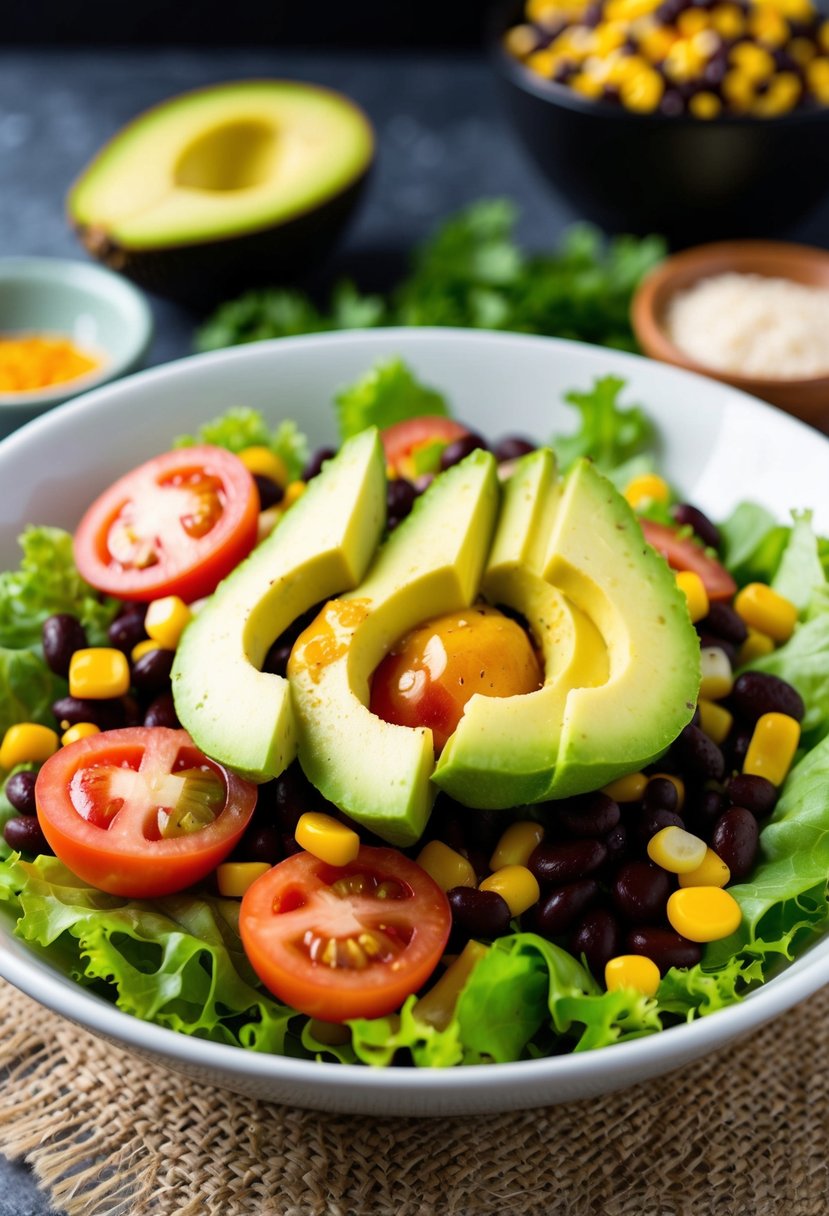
[0,257,153,438]
[631,240,829,425]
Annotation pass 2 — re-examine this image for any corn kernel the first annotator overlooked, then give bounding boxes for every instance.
[417,840,477,891]
[748,6,789,46]
[649,771,685,811]
[664,38,705,82]
[697,697,733,746]
[69,647,130,699]
[612,53,651,84]
[526,48,558,76]
[808,57,829,103]
[570,71,605,97]
[691,28,721,58]
[504,23,539,59]
[676,570,709,623]
[144,595,192,650]
[710,4,745,40]
[820,20,829,53]
[217,861,271,898]
[0,723,59,771]
[479,865,540,917]
[238,446,289,487]
[282,480,307,511]
[677,8,710,36]
[639,25,676,63]
[603,771,648,802]
[667,886,742,941]
[699,646,733,700]
[605,954,661,996]
[61,722,101,747]
[414,941,489,1030]
[623,473,671,510]
[729,42,775,81]
[789,36,817,65]
[722,68,756,109]
[296,812,360,867]
[743,712,801,786]
[647,825,707,873]
[689,90,722,119]
[734,582,797,643]
[490,821,545,871]
[131,639,168,664]
[620,66,665,110]
[753,71,801,115]
[594,20,628,55]
[678,847,730,888]
[737,627,775,665]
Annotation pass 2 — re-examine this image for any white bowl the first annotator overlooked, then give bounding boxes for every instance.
[1,329,828,1115]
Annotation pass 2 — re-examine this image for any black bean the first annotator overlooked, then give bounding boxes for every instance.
[674,724,725,781]
[108,607,147,654]
[5,770,37,815]
[262,641,293,678]
[700,603,748,645]
[302,447,337,482]
[439,434,488,471]
[684,788,727,840]
[52,695,126,732]
[672,503,720,550]
[611,861,673,924]
[236,823,283,866]
[464,847,492,884]
[643,777,679,814]
[659,88,685,116]
[529,839,607,885]
[122,694,142,727]
[635,808,685,848]
[698,633,738,666]
[604,823,630,869]
[531,880,600,937]
[731,672,805,723]
[493,436,535,462]
[570,907,622,977]
[386,478,417,522]
[131,647,175,695]
[711,807,759,880]
[726,727,753,771]
[3,815,52,855]
[447,886,512,939]
[42,614,88,678]
[143,693,180,729]
[725,773,778,819]
[626,927,702,974]
[555,792,620,838]
[253,473,283,511]
[273,766,315,833]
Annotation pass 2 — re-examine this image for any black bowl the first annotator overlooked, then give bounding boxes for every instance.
[490,0,829,245]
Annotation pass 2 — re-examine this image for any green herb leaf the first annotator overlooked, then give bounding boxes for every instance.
[553,376,654,473]
[334,357,449,441]
[174,407,309,481]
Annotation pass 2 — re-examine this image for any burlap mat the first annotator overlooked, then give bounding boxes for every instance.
[1,977,828,1216]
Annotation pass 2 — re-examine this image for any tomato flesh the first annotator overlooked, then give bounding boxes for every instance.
[641,519,737,602]
[370,604,542,752]
[382,417,470,479]
[239,847,451,1021]
[74,445,259,603]
[35,727,257,898]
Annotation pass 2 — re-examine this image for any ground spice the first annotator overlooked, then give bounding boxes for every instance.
[0,333,101,393]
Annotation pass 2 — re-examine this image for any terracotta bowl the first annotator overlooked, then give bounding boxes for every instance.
[632,241,829,426]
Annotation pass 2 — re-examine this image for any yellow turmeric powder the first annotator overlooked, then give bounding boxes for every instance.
[0,334,101,393]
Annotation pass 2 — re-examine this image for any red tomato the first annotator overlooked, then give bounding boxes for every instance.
[641,519,737,602]
[74,445,259,603]
[370,605,542,752]
[35,727,257,898]
[381,417,469,479]
[239,846,451,1021]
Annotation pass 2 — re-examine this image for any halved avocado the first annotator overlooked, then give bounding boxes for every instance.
[68,81,374,303]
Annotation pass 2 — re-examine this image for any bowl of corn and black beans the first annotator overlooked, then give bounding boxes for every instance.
[490,0,829,245]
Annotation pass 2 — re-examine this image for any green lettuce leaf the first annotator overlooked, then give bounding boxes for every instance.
[719,502,790,587]
[0,649,64,744]
[174,407,309,482]
[747,587,829,745]
[334,358,449,441]
[772,510,827,615]
[552,376,654,473]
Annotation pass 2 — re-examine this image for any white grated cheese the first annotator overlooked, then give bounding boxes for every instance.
[665,272,829,380]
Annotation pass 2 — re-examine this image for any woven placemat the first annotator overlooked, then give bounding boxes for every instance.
[1,977,828,1216]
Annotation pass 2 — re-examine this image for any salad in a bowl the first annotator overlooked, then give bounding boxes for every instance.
[1,355,828,1069]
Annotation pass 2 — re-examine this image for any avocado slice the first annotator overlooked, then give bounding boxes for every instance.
[68,81,374,302]
[288,450,500,846]
[171,428,385,782]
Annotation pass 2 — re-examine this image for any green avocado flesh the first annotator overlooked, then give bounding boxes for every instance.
[171,429,385,781]
[68,81,373,249]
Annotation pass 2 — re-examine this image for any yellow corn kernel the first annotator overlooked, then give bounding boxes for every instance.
[647,825,707,873]
[238,445,289,487]
[699,646,733,700]
[490,821,545,870]
[131,639,168,664]
[807,57,829,102]
[620,66,665,110]
[649,771,685,811]
[678,847,730,888]
[61,722,100,747]
[743,712,801,786]
[216,861,271,898]
[666,886,742,942]
[689,90,722,119]
[479,865,540,917]
[603,771,648,802]
[697,697,733,746]
[722,68,756,109]
[748,5,789,45]
[737,627,775,665]
[605,954,661,996]
[734,582,797,643]
[144,595,192,650]
[295,812,360,867]
[611,53,651,84]
[729,41,775,81]
[675,570,709,623]
[623,472,671,510]
[69,647,130,699]
[417,840,477,891]
[710,4,745,40]
[282,480,307,510]
[753,71,801,115]
[821,20,829,53]
[639,25,676,63]
[677,7,710,36]
[570,71,605,98]
[664,39,705,82]
[789,36,817,65]
[414,941,489,1030]
[0,723,59,771]
[594,20,628,55]
[526,48,558,76]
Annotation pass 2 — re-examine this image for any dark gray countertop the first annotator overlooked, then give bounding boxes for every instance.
[1,45,828,1216]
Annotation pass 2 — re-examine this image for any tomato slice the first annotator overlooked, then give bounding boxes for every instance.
[641,519,737,602]
[35,727,257,898]
[382,417,470,479]
[240,846,451,1021]
[74,445,259,603]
